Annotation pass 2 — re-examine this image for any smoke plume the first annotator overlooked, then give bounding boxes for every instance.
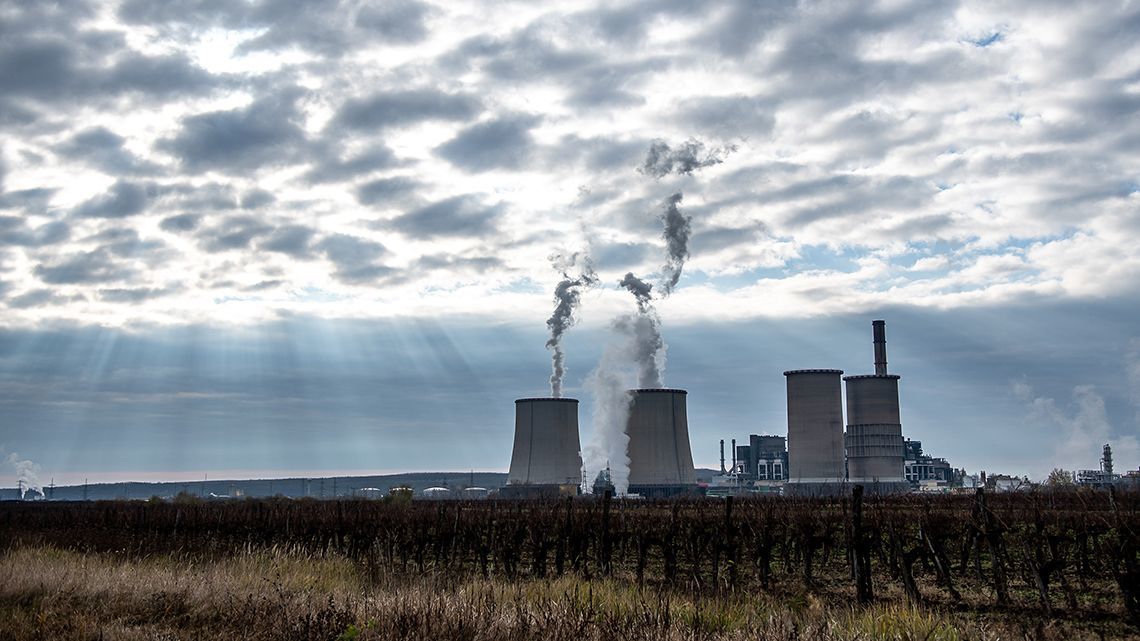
[545,253,599,397]
[2,451,43,499]
[619,272,653,312]
[1013,380,1140,479]
[659,192,691,295]
[640,138,736,178]
[583,350,634,495]
[617,272,665,387]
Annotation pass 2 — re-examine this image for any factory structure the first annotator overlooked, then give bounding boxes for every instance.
[501,319,953,498]
[503,389,699,498]
[501,398,584,498]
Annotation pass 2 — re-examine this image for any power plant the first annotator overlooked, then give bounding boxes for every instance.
[844,321,908,493]
[502,398,583,497]
[502,319,919,498]
[625,388,698,497]
[783,369,847,495]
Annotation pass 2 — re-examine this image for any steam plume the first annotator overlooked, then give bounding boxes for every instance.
[640,138,736,178]
[1013,380,1140,479]
[583,352,633,495]
[619,272,653,312]
[659,192,691,295]
[618,272,664,387]
[3,451,43,499]
[546,253,599,397]
[582,311,669,494]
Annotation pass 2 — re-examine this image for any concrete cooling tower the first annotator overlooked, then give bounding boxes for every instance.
[844,320,908,494]
[503,398,582,498]
[626,389,698,498]
[784,369,846,496]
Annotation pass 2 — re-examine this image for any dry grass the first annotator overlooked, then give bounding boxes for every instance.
[2,545,1135,641]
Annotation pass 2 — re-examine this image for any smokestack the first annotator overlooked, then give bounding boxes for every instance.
[731,438,737,473]
[720,439,726,474]
[873,320,888,375]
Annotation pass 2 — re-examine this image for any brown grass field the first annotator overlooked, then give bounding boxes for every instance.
[1,489,1139,640]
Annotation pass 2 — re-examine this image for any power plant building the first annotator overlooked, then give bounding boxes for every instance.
[844,320,908,494]
[734,435,787,481]
[784,369,847,495]
[503,398,582,497]
[626,389,698,497]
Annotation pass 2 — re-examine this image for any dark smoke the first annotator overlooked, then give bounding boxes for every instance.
[546,254,599,397]
[659,192,691,295]
[619,272,653,313]
[640,138,736,178]
[618,272,663,387]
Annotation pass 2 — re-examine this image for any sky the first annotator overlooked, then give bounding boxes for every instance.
[2,0,1139,490]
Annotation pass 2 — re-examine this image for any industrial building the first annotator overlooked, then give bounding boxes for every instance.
[784,369,847,495]
[732,435,788,482]
[501,318,952,499]
[1078,444,1122,488]
[843,321,909,494]
[903,439,954,486]
[625,388,698,497]
[502,398,583,498]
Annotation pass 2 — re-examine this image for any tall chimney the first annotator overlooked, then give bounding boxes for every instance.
[720,439,726,474]
[873,320,888,375]
[731,438,737,473]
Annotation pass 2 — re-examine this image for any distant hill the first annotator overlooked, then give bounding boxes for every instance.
[4,468,727,501]
[1,472,508,501]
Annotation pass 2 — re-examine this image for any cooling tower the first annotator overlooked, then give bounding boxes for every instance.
[784,369,846,495]
[504,398,582,497]
[844,320,908,494]
[626,389,697,498]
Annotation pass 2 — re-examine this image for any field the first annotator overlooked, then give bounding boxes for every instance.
[2,489,1139,640]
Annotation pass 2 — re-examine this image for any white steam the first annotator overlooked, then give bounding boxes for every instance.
[1013,380,1139,478]
[3,450,43,498]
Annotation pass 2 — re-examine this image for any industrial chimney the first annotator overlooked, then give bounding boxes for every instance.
[844,320,908,494]
[784,369,847,495]
[873,319,888,375]
[626,389,697,498]
[504,398,583,497]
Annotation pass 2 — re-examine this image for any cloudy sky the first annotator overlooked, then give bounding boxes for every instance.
[2,0,1139,488]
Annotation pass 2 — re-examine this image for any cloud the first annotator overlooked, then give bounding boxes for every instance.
[99,287,178,304]
[72,181,152,218]
[355,1,433,44]
[356,176,421,206]
[34,249,135,285]
[196,215,273,253]
[240,189,275,210]
[0,35,220,107]
[302,146,401,184]
[333,89,481,131]
[434,115,540,172]
[0,216,70,247]
[5,288,79,309]
[159,213,202,233]
[55,127,160,175]
[390,195,502,239]
[672,95,776,137]
[415,253,503,274]
[259,225,316,258]
[694,0,797,57]
[87,227,167,261]
[316,233,392,284]
[159,93,308,173]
